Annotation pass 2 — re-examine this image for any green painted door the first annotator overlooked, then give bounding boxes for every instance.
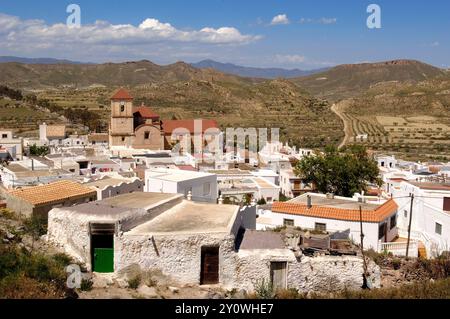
[93,248,114,273]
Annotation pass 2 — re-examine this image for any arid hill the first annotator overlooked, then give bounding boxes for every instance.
[0,60,342,148]
[293,60,446,101]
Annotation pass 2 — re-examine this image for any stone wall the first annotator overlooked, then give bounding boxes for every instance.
[229,249,381,293]
[116,232,237,285]
[47,208,92,264]
[48,207,381,293]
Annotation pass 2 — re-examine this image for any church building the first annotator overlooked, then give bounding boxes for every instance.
[109,88,219,151]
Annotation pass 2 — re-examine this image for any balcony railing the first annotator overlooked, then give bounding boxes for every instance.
[378,240,418,257]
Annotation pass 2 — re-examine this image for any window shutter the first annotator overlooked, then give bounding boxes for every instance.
[444,197,450,211]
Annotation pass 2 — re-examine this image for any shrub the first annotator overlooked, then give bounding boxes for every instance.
[0,245,68,298]
[392,258,402,270]
[257,198,267,205]
[23,216,47,240]
[335,278,450,299]
[80,279,93,292]
[253,278,274,299]
[272,226,287,233]
[0,209,16,220]
[275,288,305,299]
[52,253,73,267]
[414,256,450,280]
[128,275,142,290]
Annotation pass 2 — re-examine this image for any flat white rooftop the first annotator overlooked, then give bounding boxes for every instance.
[127,201,238,235]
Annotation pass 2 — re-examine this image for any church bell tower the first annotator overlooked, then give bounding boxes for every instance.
[109,88,135,147]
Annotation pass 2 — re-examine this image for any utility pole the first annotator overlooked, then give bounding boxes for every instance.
[406,193,414,258]
[359,205,369,289]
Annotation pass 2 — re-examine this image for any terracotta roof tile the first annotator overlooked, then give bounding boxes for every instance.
[8,180,96,206]
[272,199,398,223]
[133,106,160,119]
[46,125,66,138]
[111,88,133,100]
[162,119,219,134]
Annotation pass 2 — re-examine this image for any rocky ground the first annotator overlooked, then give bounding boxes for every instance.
[77,265,241,299]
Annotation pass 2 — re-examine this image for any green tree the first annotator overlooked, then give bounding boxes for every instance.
[294,145,382,197]
[29,144,50,157]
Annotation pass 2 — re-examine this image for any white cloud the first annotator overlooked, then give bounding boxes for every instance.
[275,54,306,64]
[431,41,440,47]
[271,14,290,25]
[0,13,261,60]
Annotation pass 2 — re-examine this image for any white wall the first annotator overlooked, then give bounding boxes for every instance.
[258,186,279,203]
[95,179,144,200]
[393,182,450,255]
[145,173,218,203]
[271,212,396,251]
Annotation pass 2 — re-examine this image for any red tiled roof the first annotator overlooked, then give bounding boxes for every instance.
[272,199,398,223]
[366,188,382,196]
[162,119,219,134]
[388,178,408,182]
[133,106,160,119]
[111,88,133,100]
[176,165,198,171]
[8,180,96,207]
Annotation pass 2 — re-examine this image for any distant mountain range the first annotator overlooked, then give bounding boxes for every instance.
[191,59,330,79]
[0,56,328,79]
[0,56,89,65]
[292,59,447,100]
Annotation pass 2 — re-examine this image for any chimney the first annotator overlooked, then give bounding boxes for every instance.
[307,195,312,209]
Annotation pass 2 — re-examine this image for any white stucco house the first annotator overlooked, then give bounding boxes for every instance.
[0,130,24,160]
[251,169,279,186]
[262,193,400,254]
[47,192,380,292]
[144,168,218,203]
[83,176,143,200]
[392,181,450,258]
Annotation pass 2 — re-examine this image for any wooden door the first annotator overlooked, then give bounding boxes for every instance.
[270,262,287,290]
[201,247,219,285]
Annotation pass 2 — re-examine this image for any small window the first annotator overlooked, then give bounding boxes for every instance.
[203,183,211,196]
[315,223,326,232]
[390,214,397,229]
[283,219,294,227]
[379,223,387,240]
[1,134,7,139]
[404,210,408,218]
[144,132,150,140]
[435,223,442,235]
[121,137,125,142]
[120,102,125,112]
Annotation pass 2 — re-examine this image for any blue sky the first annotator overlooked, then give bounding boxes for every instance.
[0,0,449,69]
